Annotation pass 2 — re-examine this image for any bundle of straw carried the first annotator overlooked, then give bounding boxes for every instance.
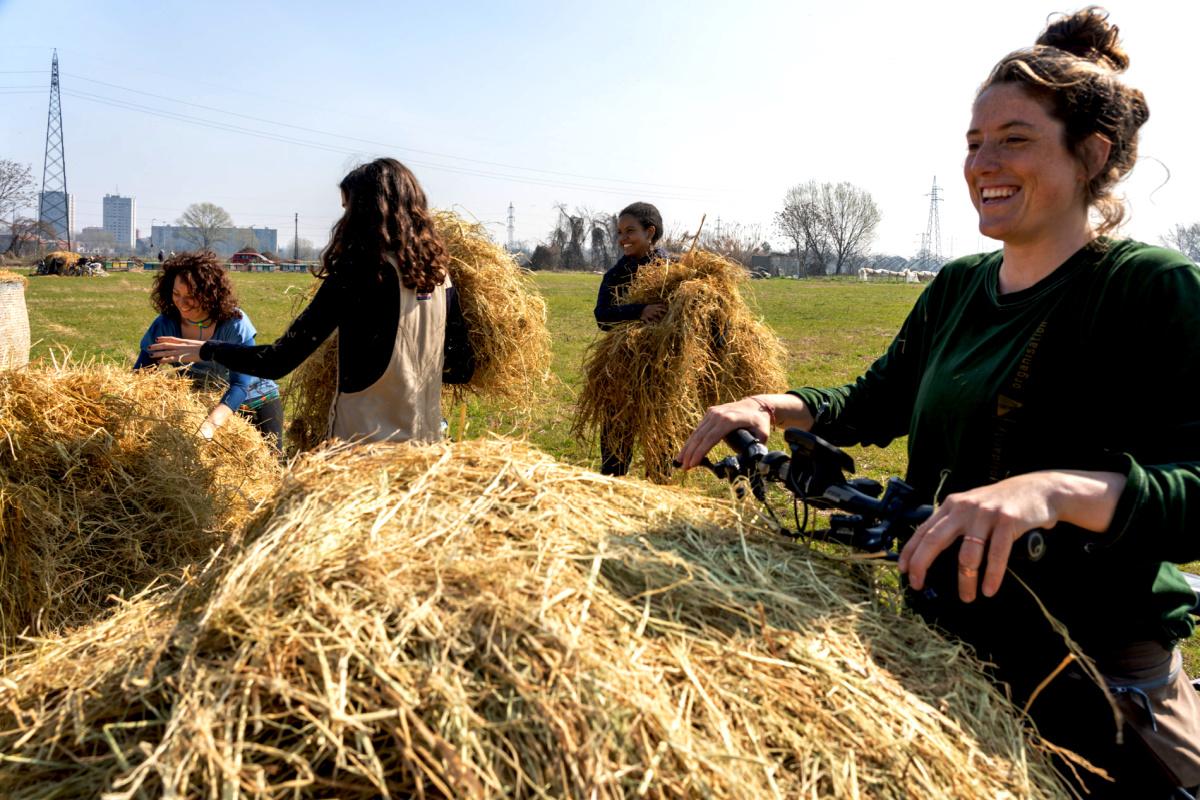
[574,250,787,482]
[0,438,1064,798]
[0,361,280,647]
[285,211,551,452]
[0,270,30,370]
[435,210,551,403]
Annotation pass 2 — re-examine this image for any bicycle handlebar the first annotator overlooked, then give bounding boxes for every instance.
[691,427,1047,564]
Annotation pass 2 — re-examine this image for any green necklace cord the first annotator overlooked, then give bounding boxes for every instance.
[183,316,213,330]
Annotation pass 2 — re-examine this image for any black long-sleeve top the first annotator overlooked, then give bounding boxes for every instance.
[593,247,667,331]
[199,264,470,393]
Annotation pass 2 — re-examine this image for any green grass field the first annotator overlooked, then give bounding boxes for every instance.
[17,268,1198,671]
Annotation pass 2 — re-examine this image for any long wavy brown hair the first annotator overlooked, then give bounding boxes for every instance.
[151,251,241,323]
[318,158,448,292]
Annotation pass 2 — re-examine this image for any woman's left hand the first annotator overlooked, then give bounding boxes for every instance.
[898,472,1066,603]
[149,336,206,365]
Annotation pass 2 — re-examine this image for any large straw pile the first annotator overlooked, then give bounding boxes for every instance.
[285,211,551,452]
[0,361,280,648]
[574,250,787,481]
[0,438,1064,798]
[0,269,30,370]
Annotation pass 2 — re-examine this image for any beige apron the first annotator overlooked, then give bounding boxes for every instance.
[330,265,448,444]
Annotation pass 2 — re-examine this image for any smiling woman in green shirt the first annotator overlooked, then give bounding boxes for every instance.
[678,8,1200,797]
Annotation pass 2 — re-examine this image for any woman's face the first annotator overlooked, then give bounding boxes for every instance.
[964,83,1089,248]
[172,275,205,319]
[617,214,655,259]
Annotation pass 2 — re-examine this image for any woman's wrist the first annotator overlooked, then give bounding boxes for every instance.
[1043,469,1127,533]
[749,393,813,432]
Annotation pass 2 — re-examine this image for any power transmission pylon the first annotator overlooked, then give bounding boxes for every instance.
[506,202,515,252]
[918,176,942,270]
[39,50,70,252]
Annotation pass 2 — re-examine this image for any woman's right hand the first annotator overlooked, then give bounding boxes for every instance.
[640,303,667,323]
[676,394,815,469]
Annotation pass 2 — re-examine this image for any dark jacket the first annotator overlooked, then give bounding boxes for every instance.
[594,247,667,331]
[200,263,472,390]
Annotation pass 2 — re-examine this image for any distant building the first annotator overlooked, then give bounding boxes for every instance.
[39,190,75,241]
[102,194,136,249]
[150,225,278,258]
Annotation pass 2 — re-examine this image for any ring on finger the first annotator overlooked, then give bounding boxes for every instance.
[963,534,987,546]
[958,565,979,577]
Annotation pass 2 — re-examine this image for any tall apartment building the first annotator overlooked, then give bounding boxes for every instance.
[102,194,136,250]
[38,190,75,241]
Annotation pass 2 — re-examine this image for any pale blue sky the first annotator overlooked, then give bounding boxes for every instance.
[1,0,1196,258]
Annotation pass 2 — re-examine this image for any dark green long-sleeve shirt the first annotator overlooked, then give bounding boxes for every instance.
[792,239,1199,689]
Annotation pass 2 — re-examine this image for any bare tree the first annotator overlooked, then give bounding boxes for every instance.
[775,183,830,276]
[550,204,588,270]
[1161,223,1200,263]
[4,217,57,256]
[583,209,617,269]
[820,182,881,274]
[0,160,36,223]
[176,202,233,250]
[774,181,880,275]
[700,220,764,267]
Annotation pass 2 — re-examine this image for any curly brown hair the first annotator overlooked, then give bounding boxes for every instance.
[151,251,241,323]
[980,6,1149,235]
[318,158,449,293]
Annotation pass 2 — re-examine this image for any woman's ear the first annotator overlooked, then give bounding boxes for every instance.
[647,225,657,243]
[1080,133,1113,182]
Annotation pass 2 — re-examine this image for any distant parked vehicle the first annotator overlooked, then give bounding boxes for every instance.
[228,250,275,270]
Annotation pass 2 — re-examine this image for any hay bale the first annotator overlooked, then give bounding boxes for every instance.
[434,211,551,403]
[284,212,552,452]
[0,361,280,647]
[0,439,1064,798]
[573,250,788,482]
[0,270,30,370]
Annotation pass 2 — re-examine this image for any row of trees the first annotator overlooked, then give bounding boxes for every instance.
[10,154,1200,269]
[520,182,881,275]
[525,204,771,272]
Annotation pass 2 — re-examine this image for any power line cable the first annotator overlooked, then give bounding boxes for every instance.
[63,73,707,193]
[61,88,710,202]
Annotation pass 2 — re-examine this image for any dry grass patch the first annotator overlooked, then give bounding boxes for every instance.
[0,360,280,649]
[0,438,1063,798]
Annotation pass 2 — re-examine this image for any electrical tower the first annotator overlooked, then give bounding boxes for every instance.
[506,202,515,251]
[918,176,942,270]
[39,50,70,252]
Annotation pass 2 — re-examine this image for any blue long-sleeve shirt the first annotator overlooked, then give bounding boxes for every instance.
[134,311,279,410]
[594,248,667,331]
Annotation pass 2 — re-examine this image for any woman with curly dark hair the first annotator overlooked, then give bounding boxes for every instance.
[134,251,283,448]
[151,158,470,444]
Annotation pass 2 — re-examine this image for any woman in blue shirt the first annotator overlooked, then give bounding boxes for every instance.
[134,252,282,450]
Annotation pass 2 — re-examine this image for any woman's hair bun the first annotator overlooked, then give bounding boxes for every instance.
[1037,6,1129,71]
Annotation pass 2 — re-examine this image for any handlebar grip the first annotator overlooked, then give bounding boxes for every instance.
[724,429,768,465]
